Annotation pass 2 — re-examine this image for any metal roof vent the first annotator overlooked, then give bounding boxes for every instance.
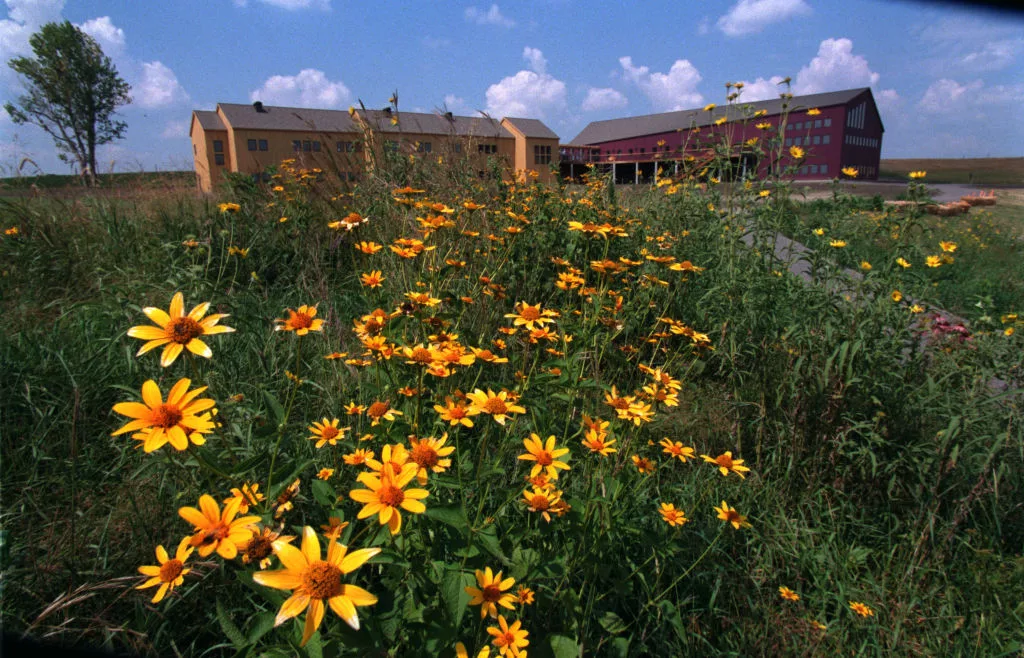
[444,111,454,121]
[253,101,266,113]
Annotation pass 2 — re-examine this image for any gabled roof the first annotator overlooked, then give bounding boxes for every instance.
[191,110,226,134]
[217,103,359,133]
[358,109,514,139]
[502,117,559,140]
[569,88,873,145]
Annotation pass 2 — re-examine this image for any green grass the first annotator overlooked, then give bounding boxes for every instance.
[0,170,195,193]
[2,154,1022,657]
[880,157,1024,185]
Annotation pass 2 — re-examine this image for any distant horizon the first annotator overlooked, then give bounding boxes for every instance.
[2,0,1022,174]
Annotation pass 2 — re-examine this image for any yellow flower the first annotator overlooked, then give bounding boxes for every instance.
[366,400,403,426]
[807,108,821,116]
[435,397,475,427]
[908,171,926,179]
[700,451,751,478]
[218,202,240,213]
[659,502,688,527]
[252,526,380,646]
[940,241,957,253]
[466,389,526,426]
[275,305,324,335]
[926,255,942,268]
[349,463,428,535]
[127,292,234,367]
[308,418,349,448]
[317,468,335,480]
[516,585,534,605]
[759,190,771,198]
[408,434,455,485]
[860,261,872,271]
[631,454,655,474]
[830,239,847,248]
[714,500,751,529]
[755,122,772,130]
[504,301,558,331]
[239,526,295,569]
[455,643,492,658]
[714,116,727,126]
[703,103,716,112]
[659,438,695,462]
[355,241,383,254]
[896,257,911,268]
[178,494,260,559]
[518,434,571,480]
[789,146,805,159]
[841,166,858,178]
[581,428,617,456]
[812,227,825,236]
[779,586,800,601]
[343,448,374,466]
[111,379,216,453]
[136,537,193,603]
[4,226,19,236]
[910,304,924,314]
[891,290,903,303]
[522,486,562,523]
[465,567,516,619]
[360,270,385,288]
[487,615,529,658]
[849,601,875,617]
[225,483,265,514]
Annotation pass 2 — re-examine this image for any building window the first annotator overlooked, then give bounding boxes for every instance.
[384,140,399,152]
[628,149,633,154]
[213,140,223,153]
[820,164,828,174]
[639,148,645,154]
[478,144,497,154]
[823,135,830,145]
[810,164,819,174]
[805,136,812,145]
[337,141,356,153]
[247,139,257,151]
[794,122,802,130]
[534,144,551,165]
[417,142,432,153]
[799,166,807,175]
[215,153,225,166]
[814,119,822,129]
[292,140,301,152]
[813,135,821,145]
[312,141,322,152]
[454,143,462,154]
[824,118,831,127]
[259,139,268,151]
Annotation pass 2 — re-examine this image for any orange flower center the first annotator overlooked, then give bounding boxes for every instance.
[482,397,508,415]
[494,631,516,648]
[290,311,313,329]
[302,560,343,599]
[410,347,433,364]
[529,495,550,511]
[477,350,496,360]
[190,522,229,548]
[518,306,541,321]
[608,397,630,410]
[152,404,183,429]
[410,443,439,468]
[378,484,405,506]
[168,316,203,344]
[159,559,184,581]
[367,402,389,418]
[320,426,340,440]
[244,534,274,563]
[726,510,741,523]
[534,450,553,466]
[446,405,467,419]
[716,455,734,468]
[482,584,503,602]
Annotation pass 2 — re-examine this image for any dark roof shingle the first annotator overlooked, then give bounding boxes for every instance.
[218,103,359,132]
[502,117,559,140]
[569,88,872,145]
[358,109,514,138]
[192,110,226,132]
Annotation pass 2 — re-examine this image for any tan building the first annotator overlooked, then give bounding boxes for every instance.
[189,102,559,192]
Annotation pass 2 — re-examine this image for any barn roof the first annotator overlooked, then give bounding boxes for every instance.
[358,109,515,138]
[569,88,874,145]
[192,110,226,133]
[217,103,360,133]
[502,117,559,140]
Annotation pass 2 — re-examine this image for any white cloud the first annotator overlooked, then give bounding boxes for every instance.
[134,61,189,108]
[917,16,1023,76]
[957,39,1023,73]
[918,78,1024,115]
[735,75,788,102]
[0,0,65,60]
[250,68,351,108]
[793,38,879,95]
[717,0,810,37]
[522,46,546,74]
[161,119,188,139]
[78,16,125,56]
[876,88,900,112]
[442,94,472,115]
[618,56,703,111]
[232,0,330,9]
[581,87,628,112]
[485,47,565,119]
[464,4,514,28]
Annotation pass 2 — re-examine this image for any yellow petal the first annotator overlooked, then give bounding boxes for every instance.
[198,495,220,523]
[160,342,184,368]
[186,338,212,359]
[142,306,170,327]
[169,292,184,318]
[275,541,308,573]
[275,591,310,626]
[399,499,425,514]
[301,526,321,563]
[178,506,208,529]
[187,301,211,321]
[136,337,171,356]
[338,547,380,574]
[127,325,168,340]
[328,594,359,630]
[301,598,324,647]
[141,380,162,408]
[253,569,303,591]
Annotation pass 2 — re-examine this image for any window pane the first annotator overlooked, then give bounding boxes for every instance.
[823,135,830,144]
[259,139,268,151]
[213,140,223,153]
[821,164,828,174]
[312,141,321,152]
[293,140,301,152]
[247,139,257,151]
[814,120,822,128]
[303,141,311,152]
[214,153,225,165]
[813,135,820,145]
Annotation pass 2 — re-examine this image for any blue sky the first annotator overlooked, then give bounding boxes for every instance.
[1,0,1022,174]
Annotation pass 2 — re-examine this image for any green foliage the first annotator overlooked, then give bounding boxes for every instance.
[4,20,131,184]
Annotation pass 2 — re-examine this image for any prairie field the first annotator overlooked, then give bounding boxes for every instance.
[879,157,1024,185]
[2,146,1023,657]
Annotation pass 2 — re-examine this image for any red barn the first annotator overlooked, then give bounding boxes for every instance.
[561,87,884,184]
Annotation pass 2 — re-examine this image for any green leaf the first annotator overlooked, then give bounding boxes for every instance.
[610,636,631,657]
[263,389,286,426]
[474,525,511,565]
[598,611,628,635]
[549,634,580,658]
[425,505,469,531]
[246,611,276,646]
[441,567,472,627]
[511,547,540,581]
[216,598,247,649]
[311,479,336,507]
